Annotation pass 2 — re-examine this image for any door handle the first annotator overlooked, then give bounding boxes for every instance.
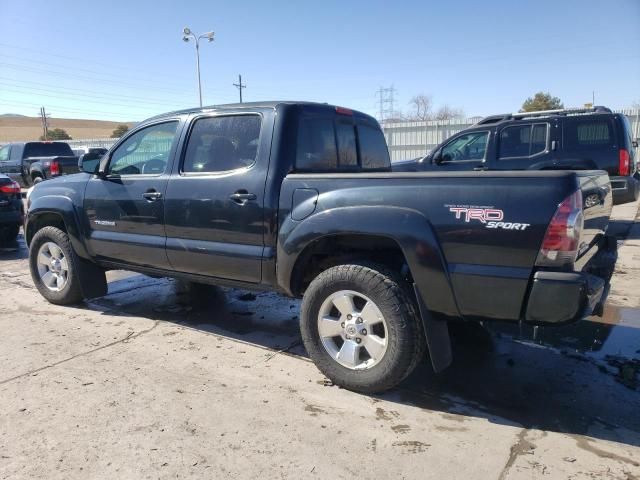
[229,191,257,204]
[473,166,489,171]
[142,191,162,201]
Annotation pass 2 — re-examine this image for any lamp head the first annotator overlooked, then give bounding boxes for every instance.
[182,36,190,42]
[183,27,191,35]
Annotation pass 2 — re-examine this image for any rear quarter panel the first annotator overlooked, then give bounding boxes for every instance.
[279,171,580,322]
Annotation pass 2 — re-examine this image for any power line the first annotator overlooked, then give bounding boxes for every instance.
[0,77,192,104]
[1,99,138,120]
[233,74,246,103]
[0,62,210,96]
[0,84,187,109]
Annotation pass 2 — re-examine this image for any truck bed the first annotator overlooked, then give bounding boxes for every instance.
[278,169,612,323]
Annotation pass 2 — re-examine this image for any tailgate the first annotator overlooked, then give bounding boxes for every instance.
[53,156,80,175]
[575,170,612,259]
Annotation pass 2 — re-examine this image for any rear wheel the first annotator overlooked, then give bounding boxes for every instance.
[300,263,425,393]
[32,175,43,185]
[29,226,83,305]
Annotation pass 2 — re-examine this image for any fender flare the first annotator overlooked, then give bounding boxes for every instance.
[29,163,45,180]
[26,195,91,260]
[277,206,461,320]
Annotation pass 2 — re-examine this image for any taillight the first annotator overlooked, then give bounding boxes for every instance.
[536,190,583,267]
[619,149,630,176]
[0,181,21,195]
[50,160,60,176]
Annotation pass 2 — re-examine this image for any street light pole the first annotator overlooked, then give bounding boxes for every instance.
[182,27,215,108]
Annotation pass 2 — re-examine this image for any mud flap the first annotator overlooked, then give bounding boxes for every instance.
[77,259,108,299]
[413,284,453,373]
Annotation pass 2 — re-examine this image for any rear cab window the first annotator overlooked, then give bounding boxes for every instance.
[498,123,549,159]
[23,142,74,158]
[295,110,390,172]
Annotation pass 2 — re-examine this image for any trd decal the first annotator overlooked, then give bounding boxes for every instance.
[449,207,503,223]
[446,205,529,231]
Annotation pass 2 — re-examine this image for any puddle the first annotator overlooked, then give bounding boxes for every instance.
[487,305,640,389]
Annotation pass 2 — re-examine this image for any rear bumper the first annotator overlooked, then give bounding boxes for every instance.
[611,175,639,204]
[524,271,605,324]
[0,208,23,226]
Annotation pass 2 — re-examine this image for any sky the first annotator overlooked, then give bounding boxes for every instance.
[0,0,639,122]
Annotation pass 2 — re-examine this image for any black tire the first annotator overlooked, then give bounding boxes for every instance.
[300,263,426,394]
[29,226,84,305]
[32,175,43,185]
[0,224,19,242]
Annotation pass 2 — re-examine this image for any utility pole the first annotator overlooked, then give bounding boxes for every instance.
[39,106,49,140]
[233,74,246,103]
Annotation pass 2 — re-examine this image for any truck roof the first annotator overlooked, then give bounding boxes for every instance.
[144,101,377,123]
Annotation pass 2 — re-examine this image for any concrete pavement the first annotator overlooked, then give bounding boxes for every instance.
[0,201,638,479]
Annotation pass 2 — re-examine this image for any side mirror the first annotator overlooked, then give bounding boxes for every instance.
[78,153,102,174]
[433,150,443,164]
[633,140,638,149]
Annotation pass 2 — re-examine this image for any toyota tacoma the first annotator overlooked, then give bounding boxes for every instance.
[25,101,616,393]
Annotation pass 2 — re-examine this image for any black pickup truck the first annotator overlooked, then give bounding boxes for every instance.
[25,102,616,393]
[0,141,78,187]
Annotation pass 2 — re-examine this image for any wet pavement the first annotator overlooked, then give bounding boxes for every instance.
[36,257,633,452]
[1,199,639,479]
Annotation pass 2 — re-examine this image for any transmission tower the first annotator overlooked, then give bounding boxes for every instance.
[375,86,396,123]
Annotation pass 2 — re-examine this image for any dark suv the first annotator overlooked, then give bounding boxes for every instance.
[394,106,639,205]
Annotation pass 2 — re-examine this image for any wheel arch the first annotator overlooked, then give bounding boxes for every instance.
[26,196,91,260]
[278,206,461,320]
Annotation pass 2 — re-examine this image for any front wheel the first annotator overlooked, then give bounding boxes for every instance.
[300,263,425,393]
[29,226,84,305]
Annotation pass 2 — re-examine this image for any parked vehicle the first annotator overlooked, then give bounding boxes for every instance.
[0,174,23,242]
[25,101,615,393]
[0,141,79,187]
[393,106,639,205]
[72,146,108,160]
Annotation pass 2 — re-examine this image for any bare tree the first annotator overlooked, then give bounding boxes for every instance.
[434,105,464,120]
[407,94,433,121]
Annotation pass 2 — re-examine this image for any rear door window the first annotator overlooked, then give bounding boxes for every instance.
[498,123,548,159]
[182,115,262,173]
